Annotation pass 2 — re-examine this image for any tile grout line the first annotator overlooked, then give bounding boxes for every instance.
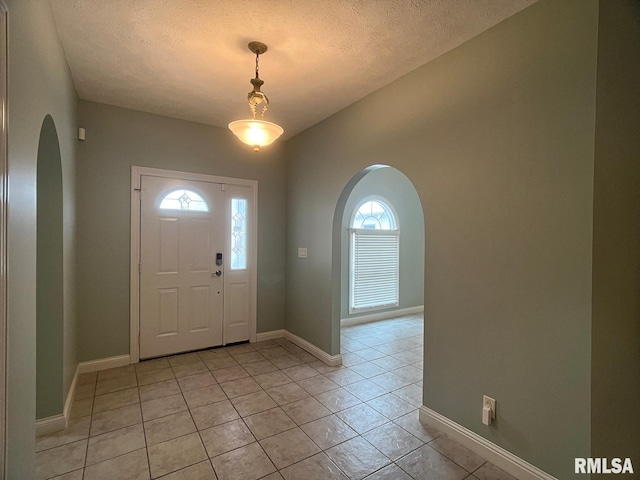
[138,366,153,480]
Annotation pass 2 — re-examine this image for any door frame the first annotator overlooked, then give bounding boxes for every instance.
[0,2,8,477]
[130,166,258,363]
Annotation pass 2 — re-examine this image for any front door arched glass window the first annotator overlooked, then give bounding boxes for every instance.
[350,198,399,313]
[158,189,209,212]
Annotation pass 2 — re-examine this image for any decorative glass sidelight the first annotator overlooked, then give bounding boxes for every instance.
[231,198,248,270]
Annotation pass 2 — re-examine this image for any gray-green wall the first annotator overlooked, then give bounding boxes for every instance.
[591,0,640,473]
[36,115,65,419]
[6,0,78,476]
[76,100,286,361]
[285,1,597,477]
[340,166,424,319]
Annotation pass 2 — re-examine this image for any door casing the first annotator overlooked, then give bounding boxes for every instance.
[0,2,7,477]
[130,166,258,363]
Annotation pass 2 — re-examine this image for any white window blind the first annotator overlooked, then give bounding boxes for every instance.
[350,229,399,312]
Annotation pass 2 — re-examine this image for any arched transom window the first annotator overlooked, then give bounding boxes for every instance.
[352,199,397,230]
[159,189,209,212]
[350,197,399,313]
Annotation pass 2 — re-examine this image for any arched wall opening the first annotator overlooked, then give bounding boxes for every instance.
[331,164,425,354]
[36,115,64,419]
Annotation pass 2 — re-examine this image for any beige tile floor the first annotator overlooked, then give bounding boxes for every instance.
[36,314,517,480]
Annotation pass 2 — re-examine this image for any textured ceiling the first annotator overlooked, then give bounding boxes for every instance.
[50,0,536,139]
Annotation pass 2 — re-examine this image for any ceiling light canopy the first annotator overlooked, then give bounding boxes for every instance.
[228,41,284,152]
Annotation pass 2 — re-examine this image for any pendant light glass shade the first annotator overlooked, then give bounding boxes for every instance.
[229,41,284,152]
[228,119,284,152]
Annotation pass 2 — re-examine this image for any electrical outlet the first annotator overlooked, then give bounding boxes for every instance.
[483,395,496,422]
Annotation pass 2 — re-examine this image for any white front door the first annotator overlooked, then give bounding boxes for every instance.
[140,175,225,359]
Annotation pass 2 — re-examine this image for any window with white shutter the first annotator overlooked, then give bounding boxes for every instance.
[349,198,399,313]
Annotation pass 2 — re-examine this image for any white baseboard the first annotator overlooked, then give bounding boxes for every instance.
[36,364,80,437]
[255,330,285,342]
[419,406,556,480]
[254,329,341,367]
[284,331,342,367]
[38,355,131,436]
[341,305,424,327]
[63,364,79,421]
[35,414,66,437]
[78,354,131,374]
[36,355,131,436]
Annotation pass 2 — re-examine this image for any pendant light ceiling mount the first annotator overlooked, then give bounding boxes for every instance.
[247,41,268,56]
[228,41,284,152]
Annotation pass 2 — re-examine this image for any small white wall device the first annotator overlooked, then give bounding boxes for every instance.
[482,395,496,426]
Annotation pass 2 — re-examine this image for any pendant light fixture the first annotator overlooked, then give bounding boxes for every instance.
[228,41,284,152]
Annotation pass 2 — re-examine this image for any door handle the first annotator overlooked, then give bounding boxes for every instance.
[211,270,222,277]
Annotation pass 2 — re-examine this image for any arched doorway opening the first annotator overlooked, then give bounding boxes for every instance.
[331,165,425,365]
[36,115,64,420]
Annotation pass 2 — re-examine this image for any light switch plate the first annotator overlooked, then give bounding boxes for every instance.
[298,247,308,258]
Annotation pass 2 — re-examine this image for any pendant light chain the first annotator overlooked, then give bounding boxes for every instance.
[255,52,260,79]
[248,50,268,120]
